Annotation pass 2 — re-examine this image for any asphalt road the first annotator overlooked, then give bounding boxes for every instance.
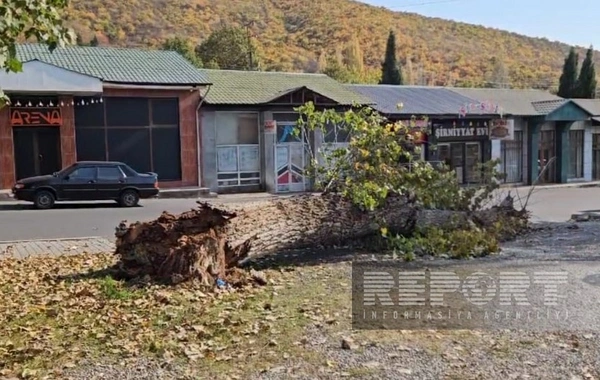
[0,198,201,241]
[0,186,598,242]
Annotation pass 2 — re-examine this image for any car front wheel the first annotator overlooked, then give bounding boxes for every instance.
[119,190,140,207]
[34,190,55,210]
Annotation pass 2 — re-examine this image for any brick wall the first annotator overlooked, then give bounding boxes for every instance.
[0,107,14,189]
[59,96,77,168]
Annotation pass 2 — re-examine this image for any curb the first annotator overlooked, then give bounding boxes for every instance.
[502,182,600,191]
[0,236,112,244]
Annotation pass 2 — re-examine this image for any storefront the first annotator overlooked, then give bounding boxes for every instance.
[491,118,524,184]
[8,96,64,180]
[0,45,209,190]
[430,119,491,184]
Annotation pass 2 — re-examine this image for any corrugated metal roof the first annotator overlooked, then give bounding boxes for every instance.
[200,69,371,106]
[16,43,210,85]
[449,88,562,116]
[571,99,600,116]
[348,85,483,115]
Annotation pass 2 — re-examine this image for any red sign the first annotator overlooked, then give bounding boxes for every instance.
[265,120,276,134]
[10,108,62,126]
[409,128,427,144]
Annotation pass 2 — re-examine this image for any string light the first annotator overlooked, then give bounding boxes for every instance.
[8,97,104,108]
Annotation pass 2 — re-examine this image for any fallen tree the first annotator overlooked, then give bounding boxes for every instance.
[113,103,530,285]
[114,193,527,285]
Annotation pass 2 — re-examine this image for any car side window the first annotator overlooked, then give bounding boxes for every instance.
[69,167,97,179]
[98,166,124,180]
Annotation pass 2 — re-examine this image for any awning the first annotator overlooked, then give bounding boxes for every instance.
[0,60,103,95]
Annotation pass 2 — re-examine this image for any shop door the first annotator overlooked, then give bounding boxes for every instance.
[465,142,481,184]
[593,134,600,180]
[539,131,555,183]
[274,123,307,193]
[13,127,61,180]
[451,143,465,184]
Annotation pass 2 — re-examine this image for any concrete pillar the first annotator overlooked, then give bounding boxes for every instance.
[527,122,541,185]
[555,121,573,183]
[584,128,593,181]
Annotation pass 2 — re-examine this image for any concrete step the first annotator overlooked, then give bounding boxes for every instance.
[158,187,218,199]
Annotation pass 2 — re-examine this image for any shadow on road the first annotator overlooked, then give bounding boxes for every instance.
[0,202,142,211]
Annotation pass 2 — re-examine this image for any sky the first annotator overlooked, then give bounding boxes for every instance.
[361,0,599,48]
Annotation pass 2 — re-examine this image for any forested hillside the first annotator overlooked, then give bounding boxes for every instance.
[63,0,595,89]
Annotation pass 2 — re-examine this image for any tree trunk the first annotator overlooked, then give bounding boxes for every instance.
[114,193,417,285]
[113,193,524,285]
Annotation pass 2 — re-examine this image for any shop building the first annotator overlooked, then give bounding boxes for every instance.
[0,44,210,189]
[349,85,503,184]
[198,69,370,194]
[449,88,563,185]
[350,85,585,186]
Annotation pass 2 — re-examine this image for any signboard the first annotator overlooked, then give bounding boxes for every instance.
[10,108,62,126]
[265,120,276,134]
[489,119,515,140]
[409,128,427,144]
[433,120,489,141]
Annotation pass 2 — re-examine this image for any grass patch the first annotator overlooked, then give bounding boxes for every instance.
[0,253,353,378]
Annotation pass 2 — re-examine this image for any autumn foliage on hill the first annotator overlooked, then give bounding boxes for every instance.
[65,0,597,89]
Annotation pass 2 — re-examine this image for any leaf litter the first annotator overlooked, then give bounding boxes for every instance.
[0,252,305,378]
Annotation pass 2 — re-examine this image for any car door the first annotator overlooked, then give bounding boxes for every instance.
[95,165,126,200]
[59,166,98,200]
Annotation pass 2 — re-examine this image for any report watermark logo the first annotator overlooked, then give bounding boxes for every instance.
[352,262,578,331]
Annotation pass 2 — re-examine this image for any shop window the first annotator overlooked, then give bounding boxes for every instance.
[215,112,260,187]
[74,99,105,128]
[273,113,299,122]
[593,134,600,180]
[500,131,523,183]
[216,113,259,145]
[105,97,150,127]
[569,130,584,179]
[107,128,152,174]
[75,128,106,161]
[323,122,349,144]
[151,98,179,125]
[74,97,182,181]
[151,127,182,181]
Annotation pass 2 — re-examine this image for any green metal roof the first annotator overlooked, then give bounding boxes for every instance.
[199,69,372,106]
[16,44,210,85]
